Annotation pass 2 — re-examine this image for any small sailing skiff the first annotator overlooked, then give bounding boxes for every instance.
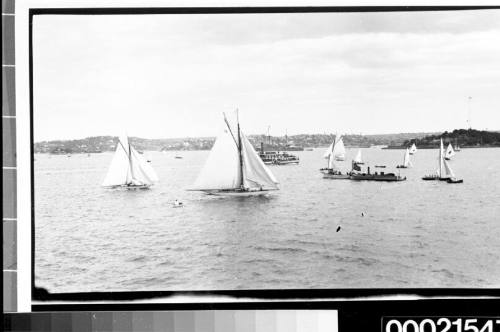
[409,143,417,155]
[353,149,364,165]
[396,148,412,168]
[320,134,350,179]
[422,138,462,182]
[444,143,455,160]
[102,135,159,189]
[189,111,279,196]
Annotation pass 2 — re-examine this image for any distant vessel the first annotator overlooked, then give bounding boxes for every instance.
[422,138,461,182]
[175,154,183,159]
[444,143,455,160]
[102,135,159,189]
[350,164,406,182]
[189,111,279,196]
[409,143,417,155]
[396,148,412,168]
[320,134,350,179]
[259,149,299,165]
[353,149,364,165]
[305,148,314,151]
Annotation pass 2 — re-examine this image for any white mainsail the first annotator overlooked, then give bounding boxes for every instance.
[445,143,455,159]
[334,136,346,161]
[354,149,363,164]
[102,135,158,187]
[191,124,242,190]
[191,113,279,192]
[403,148,412,167]
[409,143,417,154]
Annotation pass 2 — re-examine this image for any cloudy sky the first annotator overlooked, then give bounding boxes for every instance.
[33,9,500,141]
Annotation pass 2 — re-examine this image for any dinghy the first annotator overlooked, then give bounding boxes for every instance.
[396,148,412,168]
[409,143,417,155]
[444,143,455,160]
[102,135,159,189]
[189,110,279,196]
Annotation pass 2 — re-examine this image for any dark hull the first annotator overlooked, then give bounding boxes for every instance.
[422,177,439,180]
[350,174,406,182]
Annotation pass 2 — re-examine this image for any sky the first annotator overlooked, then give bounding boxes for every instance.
[32,9,500,141]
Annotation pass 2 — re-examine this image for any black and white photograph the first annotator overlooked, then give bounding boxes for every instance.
[32,8,500,294]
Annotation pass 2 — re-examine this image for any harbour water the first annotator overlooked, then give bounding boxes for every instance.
[35,147,500,293]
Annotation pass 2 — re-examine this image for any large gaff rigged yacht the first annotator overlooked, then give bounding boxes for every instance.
[189,110,279,196]
[320,134,350,179]
[102,135,159,189]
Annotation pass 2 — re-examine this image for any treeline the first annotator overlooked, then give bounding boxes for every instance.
[403,129,500,148]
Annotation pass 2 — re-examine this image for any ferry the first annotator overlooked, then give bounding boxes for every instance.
[259,151,300,165]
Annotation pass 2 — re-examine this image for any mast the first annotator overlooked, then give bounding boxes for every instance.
[128,138,134,183]
[328,134,336,168]
[439,139,443,178]
[236,109,244,189]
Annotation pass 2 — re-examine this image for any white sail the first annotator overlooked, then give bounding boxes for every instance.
[403,148,412,167]
[354,149,363,164]
[102,135,158,187]
[445,143,455,159]
[443,159,455,178]
[191,124,242,190]
[323,142,334,159]
[438,139,445,178]
[129,147,159,184]
[102,136,131,187]
[409,143,417,154]
[240,131,279,190]
[334,136,346,161]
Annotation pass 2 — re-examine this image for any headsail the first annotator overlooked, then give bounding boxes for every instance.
[240,131,279,190]
[443,159,455,178]
[354,149,363,164]
[445,143,455,159]
[409,143,417,154]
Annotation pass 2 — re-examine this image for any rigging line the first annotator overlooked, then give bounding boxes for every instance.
[223,112,239,148]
